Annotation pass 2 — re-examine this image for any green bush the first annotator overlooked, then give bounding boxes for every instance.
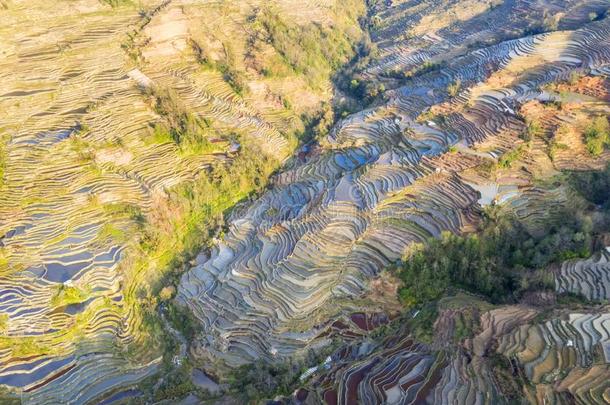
[568,71,582,85]
[548,139,568,161]
[568,163,610,208]
[226,343,340,402]
[588,10,607,22]
[51,285,90,307]
[166,302,199,341]
[386,61,443,82]
[218,63,247,96]
[350,79,385,103]
[447,79,461,97]
[526,119,543,138]
[408,303,438,344]
[189,38,215,68]
[153,362,196,402]
[584,115,610,156]
[103,202,144,222]
[498,144,527,168]
[146,86,220,153]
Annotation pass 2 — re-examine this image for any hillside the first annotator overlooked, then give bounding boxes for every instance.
[1,0,610,404]
[0,0,363,403]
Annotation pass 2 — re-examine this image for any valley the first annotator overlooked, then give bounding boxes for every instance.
[1,0,610,404]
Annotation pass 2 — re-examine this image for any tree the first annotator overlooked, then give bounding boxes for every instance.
[447,79,461,97]
[160,286,176,301]
[584,116,610,156]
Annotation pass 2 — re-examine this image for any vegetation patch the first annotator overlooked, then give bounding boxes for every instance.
[123,138,280,375]
[489,352,525,401]
[0,314,8,335]
[152,361,197,402]
[51,285,90,307]
[251,3,363,89]
[227,360,304,402]
[520,118,543,141]
[226,343,337,403]
[396,202,600,307]
[96,223,128,244]
[498,144,527,168]
[218,62,247,96]
[1,337,52,358]
[103,202,145,225]
[384,60,443,82]
[0,134,8,187]
[165,302,199,342]
[447,79,461,97]
[583,115,609,156]
[407,304,438,344]
[146,86,220,154]
[100,0,132,8]
[568,163,610,210]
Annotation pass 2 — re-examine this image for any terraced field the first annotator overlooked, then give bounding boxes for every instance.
[2,0,610,403]
[179,0,610,360]
[177,0,610,403]
[556,250,610,301]
[0,0,361,402]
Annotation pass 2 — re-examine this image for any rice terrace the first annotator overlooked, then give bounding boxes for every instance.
[1,0,610,404]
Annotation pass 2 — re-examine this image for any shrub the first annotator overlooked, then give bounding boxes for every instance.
[386,60,443,82]
[525,119,543,139]
[299,102,335,142]
[543,12,561,31]
[584,115,610,156]
[166,302,199,341]
[103,202,144,221]
[51,285,90,307]
[97,223,127,243]
[3,337,51,358]
[152,362,196,402]
[568,163,610,208]
[409,304,438,343]
[189,38,215,68]
[588,10,607,22]
[227,341,340,401]
[159,286,176,301]
[568,71,581,85]
[447,79,461,97]
[0,314,8,334]
[344,76,386,103]
[69,135,94,162]
[498,144,526,168]
[227,358,306,402]
[218,63,247,96]
[548,138,568,161]
[146,86,221,153]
